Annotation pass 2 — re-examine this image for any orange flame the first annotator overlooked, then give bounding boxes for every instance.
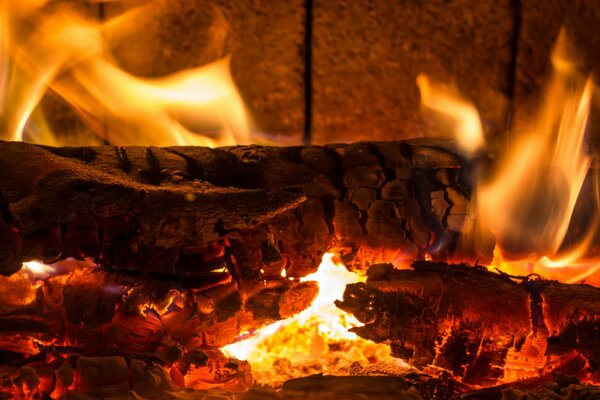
[479,38,592,258]
[476,32,597,279]
[0,0,251,147]
[3,1,599,386]
[417,73,485,155]
[419,31,600,283]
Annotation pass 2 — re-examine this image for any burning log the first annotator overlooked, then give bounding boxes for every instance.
[336,261,600,386]
[0,266,317,360]
[0,139,477,278]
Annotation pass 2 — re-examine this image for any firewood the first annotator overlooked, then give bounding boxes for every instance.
[0,267,318,358]
[0,139,477,277]
[336,261,600,386]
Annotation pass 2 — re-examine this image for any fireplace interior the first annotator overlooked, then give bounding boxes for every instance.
[1,1,600,399]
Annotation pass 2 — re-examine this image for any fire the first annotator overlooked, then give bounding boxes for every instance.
[2,0,599,391]
[477,33,592,261]
[223,253,401,385]
[23,261,55,279]
[417,73,485,155]
[418,31,600,284]
[477,32,598,282]
[0,269,40,311]
[0,0,251,147]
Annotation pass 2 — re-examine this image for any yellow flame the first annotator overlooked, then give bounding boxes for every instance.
[0,1,251,146]
[223,253,398,385]
[477,32,593,265]
[417,73,485,155]
[416,32,600,284]
[23,260,55,279]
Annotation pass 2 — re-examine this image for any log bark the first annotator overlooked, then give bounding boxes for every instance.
[336,261,600,386]
[0,139,478,278]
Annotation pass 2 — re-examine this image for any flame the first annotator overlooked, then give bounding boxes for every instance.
[491,247,600,286]
[417,31,600,284]
[476,32,596,274]
[0,1,251,147]
[23,261,55,279]
[417,73,485,155]
[223,253,400,385]
[0,269,40,311]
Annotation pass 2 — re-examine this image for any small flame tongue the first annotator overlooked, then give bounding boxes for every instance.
[417,73,485,155]
[0,0,251,147]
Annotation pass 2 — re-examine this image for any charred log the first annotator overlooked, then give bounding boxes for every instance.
[0,267,317,358]
[336,261,600,386]
[0,139,478,278]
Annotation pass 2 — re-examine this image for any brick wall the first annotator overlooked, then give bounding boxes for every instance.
[40,0,600,145]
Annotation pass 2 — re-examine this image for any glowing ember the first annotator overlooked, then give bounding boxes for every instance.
[0,1,599,393]
[223,253,402,385]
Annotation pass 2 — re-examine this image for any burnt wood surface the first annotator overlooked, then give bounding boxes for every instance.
[37,0,307,144]
[0,266,317,359]
[0,139,479,278]
[336,261,600,386]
